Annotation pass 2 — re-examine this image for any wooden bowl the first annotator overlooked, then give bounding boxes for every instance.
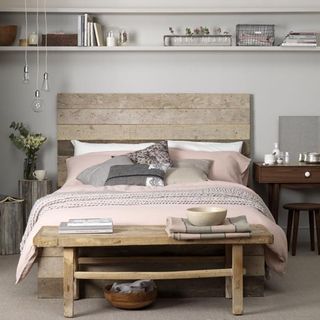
[0,25,17,46]
[187,206,227,226]
[104,284,157,309]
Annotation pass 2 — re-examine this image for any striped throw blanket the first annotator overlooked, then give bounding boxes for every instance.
[166,215,251,240]
[21,185,270,251]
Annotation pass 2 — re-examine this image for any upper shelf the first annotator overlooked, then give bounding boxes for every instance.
[2,7,320,14]
[1,46,320,52]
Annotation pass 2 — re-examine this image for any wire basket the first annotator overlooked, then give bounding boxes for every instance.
[236,24,275,46]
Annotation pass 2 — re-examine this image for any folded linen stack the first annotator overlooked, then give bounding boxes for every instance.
[165,215,251,240]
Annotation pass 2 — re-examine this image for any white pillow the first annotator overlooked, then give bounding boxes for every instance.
[167,140,243,152]
[71,140,154,156]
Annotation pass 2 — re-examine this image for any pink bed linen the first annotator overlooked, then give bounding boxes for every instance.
[16,181,287,283]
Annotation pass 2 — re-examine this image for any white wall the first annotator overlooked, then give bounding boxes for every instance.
[1,1,320,230]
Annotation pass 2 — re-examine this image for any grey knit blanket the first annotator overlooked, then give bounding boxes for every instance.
[21,185,272,251]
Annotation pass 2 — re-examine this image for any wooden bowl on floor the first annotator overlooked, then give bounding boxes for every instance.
[0,25,17,46]
[104,285,157,309]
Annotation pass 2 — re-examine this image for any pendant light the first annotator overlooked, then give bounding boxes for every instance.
[31,0,44,112]
[23,0,29,84]
[41,0,50,92]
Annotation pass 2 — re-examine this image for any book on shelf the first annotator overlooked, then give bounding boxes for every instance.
[78,13,106,47]
[281,31,319,47]
[0,194,24,204]
[94,23,104,46]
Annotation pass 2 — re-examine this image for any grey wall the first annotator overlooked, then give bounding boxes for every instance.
[1,1,320,231]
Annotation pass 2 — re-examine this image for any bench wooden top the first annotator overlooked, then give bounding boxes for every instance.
[33,225,273,248]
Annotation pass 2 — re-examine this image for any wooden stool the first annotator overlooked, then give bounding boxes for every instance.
[283,203,320,256]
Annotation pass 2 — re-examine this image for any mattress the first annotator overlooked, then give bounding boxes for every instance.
[16,180,287,283]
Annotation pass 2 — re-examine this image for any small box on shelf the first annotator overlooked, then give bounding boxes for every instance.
[42,33,77,46]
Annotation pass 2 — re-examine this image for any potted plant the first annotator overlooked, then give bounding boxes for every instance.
[9,122,47,180]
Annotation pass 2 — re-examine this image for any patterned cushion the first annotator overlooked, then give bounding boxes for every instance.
[105,164,168,187]
[127,140,172,166]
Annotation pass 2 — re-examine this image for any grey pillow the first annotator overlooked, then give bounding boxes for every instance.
[127,140,172,166]
[165,167,209,185]
[77,155,133,186]
[106,164,168,187]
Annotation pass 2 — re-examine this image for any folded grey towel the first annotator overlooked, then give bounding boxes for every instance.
[110,280,156,293]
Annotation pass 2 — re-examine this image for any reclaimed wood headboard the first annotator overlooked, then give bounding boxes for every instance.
[57,93,251,187]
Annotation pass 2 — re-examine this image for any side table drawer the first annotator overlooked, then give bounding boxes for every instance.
[255,165,320,183]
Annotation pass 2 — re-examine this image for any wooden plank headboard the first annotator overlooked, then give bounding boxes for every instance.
[57,93,251,187]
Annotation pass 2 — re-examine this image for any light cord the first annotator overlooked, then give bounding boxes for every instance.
[24,0,28,66]
[36,0,39,91]
[44,0,48,72]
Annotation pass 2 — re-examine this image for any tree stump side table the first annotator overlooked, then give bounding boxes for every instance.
[0,201,24,255]
[19,179,52,228]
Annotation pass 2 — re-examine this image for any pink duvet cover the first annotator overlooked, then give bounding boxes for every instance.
[16,180,287,283]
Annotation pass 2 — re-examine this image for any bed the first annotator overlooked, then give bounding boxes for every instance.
[16,93,287,298]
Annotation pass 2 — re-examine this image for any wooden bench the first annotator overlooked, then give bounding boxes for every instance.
[34,225,273,318]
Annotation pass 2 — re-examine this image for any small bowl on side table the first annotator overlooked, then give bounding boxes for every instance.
[187,207,227,226]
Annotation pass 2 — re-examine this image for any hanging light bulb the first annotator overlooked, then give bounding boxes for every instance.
[41,72,50,91]
[31,90,44,112]
[23,64,30,84]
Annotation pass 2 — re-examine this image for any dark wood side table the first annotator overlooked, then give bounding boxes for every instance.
[19,179,52,228]
[253,162,320,223]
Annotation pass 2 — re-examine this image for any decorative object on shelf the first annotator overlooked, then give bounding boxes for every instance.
[236,24,275,46]
[0,25,17,46]
[119,30,128,46]
[164,26,232,46]
[107,31,116,47]
[19,38,28,46]
[28,32,39,46]
[9,121,47,180]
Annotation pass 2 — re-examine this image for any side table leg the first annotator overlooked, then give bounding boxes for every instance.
[64,248,75,318]
[268,183,280,223]
[232,244,243,315]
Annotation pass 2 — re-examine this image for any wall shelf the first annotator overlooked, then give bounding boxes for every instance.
[2,7,320,14]
[1,46,320,52]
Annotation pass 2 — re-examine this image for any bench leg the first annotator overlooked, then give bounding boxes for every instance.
[232,244,243,315]
[225,245,232,299]
[64,248,75,318]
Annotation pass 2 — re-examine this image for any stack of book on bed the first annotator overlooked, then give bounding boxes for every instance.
[59,218,113,234]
